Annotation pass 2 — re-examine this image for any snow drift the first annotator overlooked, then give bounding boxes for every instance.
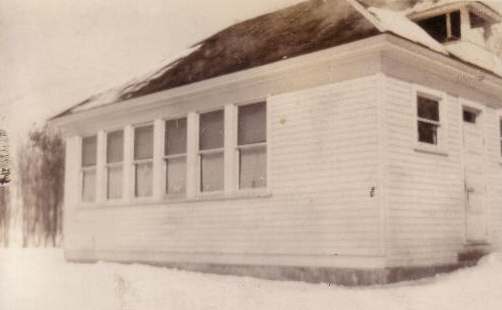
[1,249,502,310]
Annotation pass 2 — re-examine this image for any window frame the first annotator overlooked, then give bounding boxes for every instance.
[416,10,461,43]
[75,99,271,208]
[235,101,268,191]
[104,128,125,201]
[414,85,448,156]
[163,116,188,198]
[197,108,225,195]
[132,122,155,199]
[80,134,98,204]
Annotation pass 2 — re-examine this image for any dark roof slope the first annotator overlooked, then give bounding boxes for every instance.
[125,0,378,100]
[61,0,379,116]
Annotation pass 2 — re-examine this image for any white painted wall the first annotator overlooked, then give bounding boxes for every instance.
[57,36,502,270]
[381,75,502,267]
[63,75,383,268]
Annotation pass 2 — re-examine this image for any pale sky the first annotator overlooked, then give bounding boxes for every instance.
[1,0,501,136]
[0,0,303,134]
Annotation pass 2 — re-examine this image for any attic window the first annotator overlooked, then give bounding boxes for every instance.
[417,11,461,43]
[469,12,486,29]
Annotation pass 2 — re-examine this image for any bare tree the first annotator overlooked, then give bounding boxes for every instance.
[18,125,65,247]
[0,186,10,246]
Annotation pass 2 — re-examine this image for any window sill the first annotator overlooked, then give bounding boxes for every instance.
[414,144,448,157]
[77,189,272,210]
[191,189,272,202]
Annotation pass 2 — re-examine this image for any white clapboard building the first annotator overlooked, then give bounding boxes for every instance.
[51,0,502,284]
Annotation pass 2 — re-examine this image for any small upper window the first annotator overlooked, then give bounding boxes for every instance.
[134,125,154,197]
[418,11,461,43]
[463,109,478,124]
[81,135,97,202]
[470,12,486,29]
[417,95,441,145]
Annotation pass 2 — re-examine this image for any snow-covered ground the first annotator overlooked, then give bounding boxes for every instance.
[1,249,502,310]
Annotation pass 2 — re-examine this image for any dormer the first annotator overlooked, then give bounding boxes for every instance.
[407,1,501,47]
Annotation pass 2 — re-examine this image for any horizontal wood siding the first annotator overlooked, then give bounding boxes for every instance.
[483,107,502,250]
[383,76,502,267]
[383,77,465,267]
[64,76,382,267]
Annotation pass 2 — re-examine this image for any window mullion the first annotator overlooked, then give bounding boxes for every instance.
[446,12,452,39]
[106,162,123,168]
[199,148,224,155]
[417,117,440,125]
[186,112,199,198]
[153,119,165,200]
[164,153,186,160]
[123,125,134,201]
[96,130,106,203]
[224,104,237,194]
[236,142,267,150]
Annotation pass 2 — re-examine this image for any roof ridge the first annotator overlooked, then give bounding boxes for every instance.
[346,0,385,32]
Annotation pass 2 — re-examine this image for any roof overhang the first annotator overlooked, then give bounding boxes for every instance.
[383,34,502,106]
[49,34,502,134]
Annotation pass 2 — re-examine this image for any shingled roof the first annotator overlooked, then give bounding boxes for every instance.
[58,0,381,116]
[57,0,502,118]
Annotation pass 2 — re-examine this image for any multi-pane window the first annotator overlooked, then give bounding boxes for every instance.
[238,102,267,189]
[417,95,440,145]
[81,135,97,202]
[199,110,224,192]
[164,118,187,196]
[79,101,269,204]
[106,130,123,200]
[134,125,154,197]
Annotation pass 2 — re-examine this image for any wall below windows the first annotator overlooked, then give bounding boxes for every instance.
[63,75,383,268]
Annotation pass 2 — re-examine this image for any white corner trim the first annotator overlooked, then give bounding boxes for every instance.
[375,72,388,258]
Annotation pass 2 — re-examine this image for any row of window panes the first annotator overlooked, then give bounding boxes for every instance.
[81,102,267,203]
